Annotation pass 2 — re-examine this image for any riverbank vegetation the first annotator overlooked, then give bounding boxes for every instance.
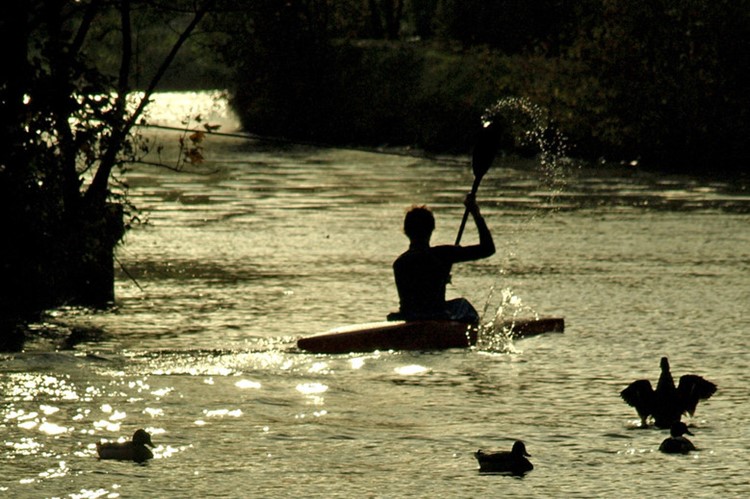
[0,1,213,348]
[217,0,749,175]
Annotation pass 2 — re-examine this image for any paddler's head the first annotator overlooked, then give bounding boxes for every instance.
[404,205,434,243]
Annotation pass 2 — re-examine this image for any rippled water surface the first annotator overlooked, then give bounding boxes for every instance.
[3,92,750,497]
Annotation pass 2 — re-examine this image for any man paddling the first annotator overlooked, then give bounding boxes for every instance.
[389,193,495,323]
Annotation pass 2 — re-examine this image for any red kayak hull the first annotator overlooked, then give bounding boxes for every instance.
[297,317,564,354]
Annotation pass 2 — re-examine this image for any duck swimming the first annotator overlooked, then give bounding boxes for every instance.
[659,421,696,454]
[474,440,533,475]
[96,429,154,463]
[620,357,716,428]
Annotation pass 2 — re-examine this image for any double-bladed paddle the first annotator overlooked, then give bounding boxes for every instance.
[455,121,504,245]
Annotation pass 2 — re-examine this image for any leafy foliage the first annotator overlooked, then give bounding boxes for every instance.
[218,0,749,172]
[0,0,212,337]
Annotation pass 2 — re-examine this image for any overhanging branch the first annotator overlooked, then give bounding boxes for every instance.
[84,0,214,207]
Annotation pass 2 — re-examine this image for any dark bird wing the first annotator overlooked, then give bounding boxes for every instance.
[677,374,717,416]
[621,379,655,421]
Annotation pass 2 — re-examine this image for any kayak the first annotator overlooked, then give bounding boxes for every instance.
[297,316,564,354]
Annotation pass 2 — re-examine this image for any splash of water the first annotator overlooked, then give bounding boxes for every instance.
[473,286,539,353]
[482,96,574,195]
[468,98,574,354]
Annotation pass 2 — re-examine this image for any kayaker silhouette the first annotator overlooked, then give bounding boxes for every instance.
[387,121,504,324]
[388,193,495,323]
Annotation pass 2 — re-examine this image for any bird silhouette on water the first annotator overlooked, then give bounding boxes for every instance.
[620,357,717,428]
[659,421,697,454]
[474,440,533,475]
[96,429,154,463]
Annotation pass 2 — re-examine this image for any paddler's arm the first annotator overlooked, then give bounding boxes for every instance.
[461,193,495,259]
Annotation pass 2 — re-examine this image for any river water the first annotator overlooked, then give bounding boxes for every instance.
[2,92,750,498]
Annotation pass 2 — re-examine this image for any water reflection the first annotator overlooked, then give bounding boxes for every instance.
[394,364,430,376]
[235,379,262,389]
[203,409,243,418]
[139,89,240,132]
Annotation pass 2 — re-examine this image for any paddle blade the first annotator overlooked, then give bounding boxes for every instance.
[471,120,507,181]
[456,119,510,246]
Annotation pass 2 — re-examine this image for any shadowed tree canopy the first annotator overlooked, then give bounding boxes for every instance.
[215,0,749,172]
